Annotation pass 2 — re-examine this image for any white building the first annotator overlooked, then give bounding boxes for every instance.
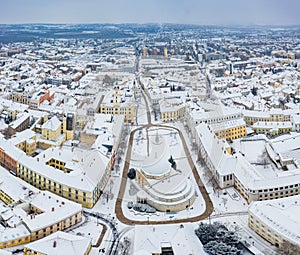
[133,223,206,255]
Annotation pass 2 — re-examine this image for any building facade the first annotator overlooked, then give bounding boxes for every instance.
[248,196,300,248]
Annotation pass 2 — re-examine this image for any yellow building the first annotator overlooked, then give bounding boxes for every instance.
[143,47,148,56]
[17,146,111,208]
[248,196,300,249]
[39,115,76,149]
[243,109,288,125]
[12,91,30,105]
[100,87,136,123]
[24,231,92,255]
[243,111,270,125]
[41,116,62,141]
[210,118,246,140]
[25,139,36,156]
[0,167,82,249]
[0,188,14,205]
[1,101,29,121]
[11,129,37,156]
[252,121,292,136]
[163,47,168,58]
[160,98,186,122]
[100,104,135,123]
[0,227,31,249]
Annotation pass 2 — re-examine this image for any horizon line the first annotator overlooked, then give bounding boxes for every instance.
[0,22,299,27]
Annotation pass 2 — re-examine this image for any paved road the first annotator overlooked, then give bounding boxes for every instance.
[138,76,151,125]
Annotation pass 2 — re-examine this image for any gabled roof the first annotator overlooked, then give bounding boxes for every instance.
[42,116,61,131]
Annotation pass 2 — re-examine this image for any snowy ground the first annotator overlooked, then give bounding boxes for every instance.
[122,126,207,221]
[89,227,115,255]
[67,217,103,246]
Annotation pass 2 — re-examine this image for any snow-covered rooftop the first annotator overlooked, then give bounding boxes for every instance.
[24,231,91,255]
[249,195,300,246]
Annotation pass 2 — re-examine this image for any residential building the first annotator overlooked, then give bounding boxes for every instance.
[291,114,300,132]
[252,121,292,136]
[248,195,300,248]
[29,91,54,110]
[6,112,30,137]
[100,86,136,123]
[210,118,246,140]
[12,91,30,105]
[10,129,37,156]
[195,123,235,188]
[18,146,111,208]
[160,98,186,122]
[24,231,92,255]
[37,114,74,149]
[0,167,82,249]
[133,224,206,255]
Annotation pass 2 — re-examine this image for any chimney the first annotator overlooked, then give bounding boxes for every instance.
[53,241,57,248]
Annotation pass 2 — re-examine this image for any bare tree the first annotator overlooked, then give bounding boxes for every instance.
[257,149,269,169]
[203,167,218,191]
[103,74,114,85]
[222,197,228,207]
[276,240,300,255]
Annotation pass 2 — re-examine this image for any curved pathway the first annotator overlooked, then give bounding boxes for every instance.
[92,223,107,248]
[114,123,214,225]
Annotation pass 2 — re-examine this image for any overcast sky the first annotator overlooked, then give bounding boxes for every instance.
[1,0,299,25]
